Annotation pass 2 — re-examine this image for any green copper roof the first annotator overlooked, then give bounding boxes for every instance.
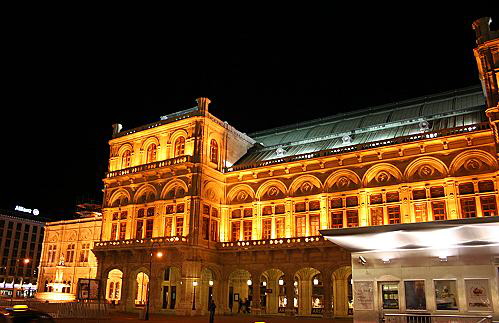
[234,86,487,166]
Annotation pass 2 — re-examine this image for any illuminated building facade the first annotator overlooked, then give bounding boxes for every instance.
[37,17,498,318]
[36,205,102,302]
[0,209,45,298]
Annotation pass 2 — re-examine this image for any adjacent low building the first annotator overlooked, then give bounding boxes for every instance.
[321,217,499,322]
[36,205,102,302]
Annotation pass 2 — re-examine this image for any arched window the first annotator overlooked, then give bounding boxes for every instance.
[210,139,218,164]
[109,282,115,298]
[122,150,131,168]
[146,144,157,163]
[174,137,185,157]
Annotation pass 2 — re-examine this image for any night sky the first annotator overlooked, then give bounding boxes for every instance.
[2,10,497,220]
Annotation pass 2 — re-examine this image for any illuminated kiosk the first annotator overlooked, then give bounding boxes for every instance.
[321,216,499,322]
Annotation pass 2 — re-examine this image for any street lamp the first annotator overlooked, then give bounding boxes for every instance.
[145,242,162,320]
[11,258,30,306]
[192,281,198,310]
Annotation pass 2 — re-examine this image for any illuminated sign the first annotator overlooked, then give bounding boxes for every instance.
[15,205,39,215]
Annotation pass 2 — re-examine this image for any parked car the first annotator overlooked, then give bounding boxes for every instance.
[0,305,54,323]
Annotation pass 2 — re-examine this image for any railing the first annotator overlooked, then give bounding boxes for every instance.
[106,155,192,178]
[226,122,490,172]
[113,110,203,138]
[217,236,327,250]
[94,236,188,250]
[384,313,493,323]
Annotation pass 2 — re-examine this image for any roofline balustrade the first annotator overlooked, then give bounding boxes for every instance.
[225,122,490,172]
[106,155,192,178]
[93,236,188,250]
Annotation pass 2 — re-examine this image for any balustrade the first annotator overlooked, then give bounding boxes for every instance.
[106,155,191,178]
[225,122,490,172]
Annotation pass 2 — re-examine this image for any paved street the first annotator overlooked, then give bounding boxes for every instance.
[56,311,353,323]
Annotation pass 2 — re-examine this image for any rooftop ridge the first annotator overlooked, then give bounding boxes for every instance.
[248,85,483,139]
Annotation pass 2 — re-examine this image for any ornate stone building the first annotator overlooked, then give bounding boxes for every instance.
[37,17,498,318]
[36,208,102,302]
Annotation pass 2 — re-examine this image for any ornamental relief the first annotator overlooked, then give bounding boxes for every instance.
[262,186,284,200]
[236,190,252,203]
[464,158,483,172]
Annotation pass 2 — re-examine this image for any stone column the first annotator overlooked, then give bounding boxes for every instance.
[250,271,261,315]
[322,270,333,318]
[358,190,368,226]
[284,273,295,316]
[445,180,459,219]
[334,277,348,317]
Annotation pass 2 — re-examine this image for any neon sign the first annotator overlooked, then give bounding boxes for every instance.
[15,206,39,215]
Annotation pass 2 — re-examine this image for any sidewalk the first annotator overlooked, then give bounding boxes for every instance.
[56,311,354,323]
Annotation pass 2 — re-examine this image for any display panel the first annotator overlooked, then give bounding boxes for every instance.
[434,280,458,310]
[404,280,426,310]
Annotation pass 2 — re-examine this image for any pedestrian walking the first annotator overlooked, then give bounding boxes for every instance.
[237,298,242,313]
[245,298,251,314]
[209,299,216,323]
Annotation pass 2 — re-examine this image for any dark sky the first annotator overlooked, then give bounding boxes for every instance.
[1,10,497,220]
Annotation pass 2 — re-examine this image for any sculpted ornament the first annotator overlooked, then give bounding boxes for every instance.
[418,165,435,178]
[268,186,279,197]
[376,171,390,183]
[237,190,249,202]
[300,182,313,194]
[337,176,351,188]
[206,189,217,202]
[464,158,482,172]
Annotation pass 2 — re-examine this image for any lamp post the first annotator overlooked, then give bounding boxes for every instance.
[145,242,162,320]
[192,281,198,310]
[11,258,30,306]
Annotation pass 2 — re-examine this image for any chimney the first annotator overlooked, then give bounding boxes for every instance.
[196,97,211,114]
[472,17,492,44]
[112,123,123,135]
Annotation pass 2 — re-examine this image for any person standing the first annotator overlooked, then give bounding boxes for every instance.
[209,299,216,323]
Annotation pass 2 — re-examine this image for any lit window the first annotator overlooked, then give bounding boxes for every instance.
[174,137,185,157]
[210,220,219,241]
[295,215,306,237]
[309,215,320,236]
[459,182,474,195]
[346,210,358,227]
[243,220,252,240]
[136,220,144,239]
[460,198,477,218]
[165,218,172,236]
[430,186,445,198]
[275,218,285,238]
[210,139,218,164]
[175,217,184,236]
[331,212,343,228]
[119,222,126,240]
[412,189,426,200]
[122,150,131,168]
[480,196,497,216]
[146,143,157,163]
[414,203,428,222]
[387,206,400,224]
[370,207,384,225]
[478,180,494,193]
[431,201,447,220]
[262,219,272,239]
[231,222,241,241]
[145,219,153,238]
